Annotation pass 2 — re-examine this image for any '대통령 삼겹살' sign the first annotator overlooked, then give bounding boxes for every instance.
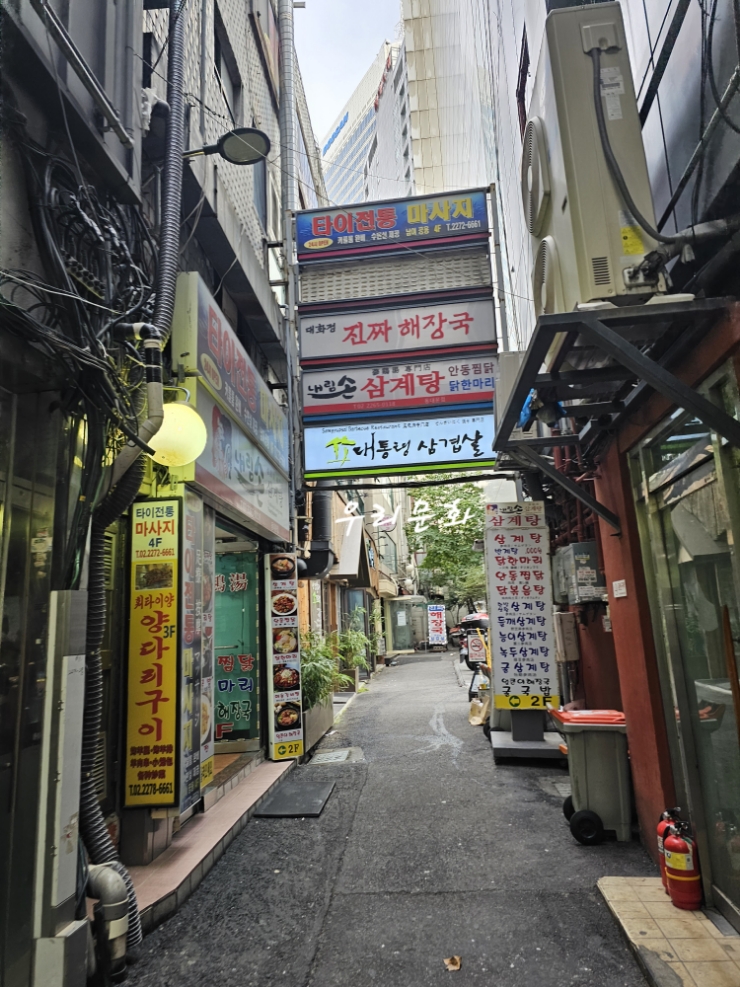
[299,298,495,365]
[304,413,495,478]
[302,354,495,418]
[296,190,488,260]
[485,503,559,711]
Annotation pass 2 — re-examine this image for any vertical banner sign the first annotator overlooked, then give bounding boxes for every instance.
[265,554,304,759]
[180,492,203,813]
[126,500,180,807]
[200,505,216,788]
[427,605,447,646]
[214,552,260,741]
[485,503,560,710]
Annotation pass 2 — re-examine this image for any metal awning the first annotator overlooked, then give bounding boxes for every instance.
[494,298,733,533]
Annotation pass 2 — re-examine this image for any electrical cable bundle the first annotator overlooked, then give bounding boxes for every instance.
[0,130,158,587]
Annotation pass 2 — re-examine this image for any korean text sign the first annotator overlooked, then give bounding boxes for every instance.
[484,503,560,711]
[173,273,289,474]
[265,554,304,760]
[427,605,447,646]
[299,299,496,364]
[126,500,180,807]
[304,413,495,478]
[302,355,496,418]
[296,190,488,259]
[194,385,290,542]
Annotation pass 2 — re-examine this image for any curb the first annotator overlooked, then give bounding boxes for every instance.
[138,760,295,934]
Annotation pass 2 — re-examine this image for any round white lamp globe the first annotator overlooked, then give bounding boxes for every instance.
[148,402,208,468]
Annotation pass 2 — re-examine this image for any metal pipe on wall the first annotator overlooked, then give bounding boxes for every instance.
[278,0,299,548]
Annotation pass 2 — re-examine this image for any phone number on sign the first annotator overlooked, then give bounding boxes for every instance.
[128,782,174,797]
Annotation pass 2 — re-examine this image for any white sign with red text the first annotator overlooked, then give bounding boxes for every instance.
[485,503,559,711]
[299,298,495,364]
[302,354,495,417]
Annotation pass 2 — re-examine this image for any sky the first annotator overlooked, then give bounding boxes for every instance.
[294,0,402,144]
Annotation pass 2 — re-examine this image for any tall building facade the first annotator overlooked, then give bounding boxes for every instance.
[402,0,495,195]
[322,41,413,205]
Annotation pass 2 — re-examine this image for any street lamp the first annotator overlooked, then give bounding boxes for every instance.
[183,127,271,165]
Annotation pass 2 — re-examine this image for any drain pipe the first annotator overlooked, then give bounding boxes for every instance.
[87,864,129,982]
[79,0,187,955]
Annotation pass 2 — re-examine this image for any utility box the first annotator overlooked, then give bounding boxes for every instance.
[560,542,607,604]
[554,611,580,663]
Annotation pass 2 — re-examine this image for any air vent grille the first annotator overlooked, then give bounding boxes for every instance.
[591,256,611,286]
[300,249,492,305]
[103,530,117,590]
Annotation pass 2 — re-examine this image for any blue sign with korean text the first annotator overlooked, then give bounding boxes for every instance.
[296,190,489,260]
[304,413,495,478]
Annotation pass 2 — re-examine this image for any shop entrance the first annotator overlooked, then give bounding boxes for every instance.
[632,397,740,927]
[214,535,260,753]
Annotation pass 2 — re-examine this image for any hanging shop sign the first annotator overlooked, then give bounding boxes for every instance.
[190,385,290,542]
[304,413,495,478]
[299,298,496,365]
[296,190,489,260]
[125,500,180,808]
[214,552,260,742]
[265,554,304,760]
[180,491,203,813]
[200,505,215,787]
[173,273,289,474]
[427,605,447,647]
[485,502,560,711]
[302,354,495,419]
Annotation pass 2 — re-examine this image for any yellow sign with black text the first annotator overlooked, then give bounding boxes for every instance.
[125,500,180,807]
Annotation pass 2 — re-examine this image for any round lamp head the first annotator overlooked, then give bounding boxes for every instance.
[149,402,207,468]
[217,127,271,165]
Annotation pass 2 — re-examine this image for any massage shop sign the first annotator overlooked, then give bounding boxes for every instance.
[126,500,180,807]
[265,554,304,760]
[484,503,559,710]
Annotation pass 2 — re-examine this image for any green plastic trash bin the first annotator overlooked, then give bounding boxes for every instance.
[549,709,631,845]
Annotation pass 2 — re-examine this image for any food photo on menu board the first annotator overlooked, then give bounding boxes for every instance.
[273,661,300,699]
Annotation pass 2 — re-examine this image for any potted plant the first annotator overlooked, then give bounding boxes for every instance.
[334,607,371,692]
[299,631,350,751]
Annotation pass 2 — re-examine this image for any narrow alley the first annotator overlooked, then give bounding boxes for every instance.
[128,653,653,987]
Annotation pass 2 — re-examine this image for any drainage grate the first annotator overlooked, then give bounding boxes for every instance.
[312,749,351,763]
[311,747,365,764]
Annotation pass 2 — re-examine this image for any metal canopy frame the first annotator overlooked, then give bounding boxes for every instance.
[494,298,731,533]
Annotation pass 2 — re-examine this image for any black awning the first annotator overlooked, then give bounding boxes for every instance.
[494,298,733,533]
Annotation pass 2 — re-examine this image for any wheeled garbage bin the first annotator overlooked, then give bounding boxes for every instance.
[549,709,631,845]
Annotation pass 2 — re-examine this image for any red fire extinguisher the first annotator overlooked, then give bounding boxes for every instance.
[657,808,681,894]
[664,823,702,911]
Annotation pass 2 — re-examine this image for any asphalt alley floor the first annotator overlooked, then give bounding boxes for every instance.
[128,652,654,987]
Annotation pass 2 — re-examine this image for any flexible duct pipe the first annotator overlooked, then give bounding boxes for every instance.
[80,459,145,950]
[80,0,187,953]
[108,0,185,486]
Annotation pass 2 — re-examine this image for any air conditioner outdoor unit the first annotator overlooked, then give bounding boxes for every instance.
[522,2,665,317]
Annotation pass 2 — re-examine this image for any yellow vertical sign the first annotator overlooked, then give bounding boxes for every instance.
[125,500,180,807]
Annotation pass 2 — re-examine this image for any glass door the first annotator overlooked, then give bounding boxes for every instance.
[214,550,260,750]
[632,394,740,926]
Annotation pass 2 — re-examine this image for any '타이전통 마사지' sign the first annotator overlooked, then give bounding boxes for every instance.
[296,190,488,260]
